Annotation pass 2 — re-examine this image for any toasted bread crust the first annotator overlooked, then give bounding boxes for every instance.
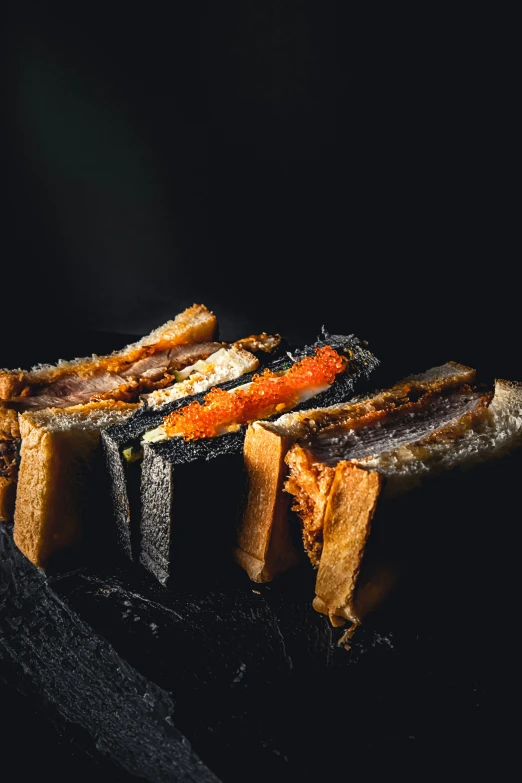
[13,422,78,567]
[13,401,138,567]
[0,374,24,400]
[234,424,299,582]
[313,462,382,625]
[285,448,388,626]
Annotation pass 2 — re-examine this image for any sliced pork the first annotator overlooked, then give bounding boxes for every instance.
[8,342,223,409]
[306,389,489,466]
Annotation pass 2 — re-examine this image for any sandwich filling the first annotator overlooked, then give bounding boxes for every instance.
[0,439,18,481]
[143,345,261,408]
[0,408,21,483]
[306,388,488,466]
[3,334,281,410]
[6,342,224,409]
[0,303,218,401]
[143,346,347,443]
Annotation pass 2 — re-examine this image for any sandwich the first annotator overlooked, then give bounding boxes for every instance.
[0,303,219,523]
[102,337,285,562]
[102,332,379,585]
[235,362,522,630]
[4,305,280,569]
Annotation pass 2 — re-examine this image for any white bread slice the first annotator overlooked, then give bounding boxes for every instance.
[0,303,217,400]
[13,401,138,568]
[312,463,382,627]
[234,362,476,581]
[235,425,300,582]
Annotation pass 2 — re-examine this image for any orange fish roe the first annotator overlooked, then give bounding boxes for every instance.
[163,346,347,441]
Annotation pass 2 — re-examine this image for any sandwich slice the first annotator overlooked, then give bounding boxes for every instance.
[14,401,139,569]
[8,311,282,569]
[103,332,378,585]
[0,303,219,522]
[236,363,522,629]
[102,340,278,561]
[0,304,219,405]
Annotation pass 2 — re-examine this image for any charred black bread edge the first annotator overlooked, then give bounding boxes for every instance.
[138,333,378,584]
[102,332,377,566]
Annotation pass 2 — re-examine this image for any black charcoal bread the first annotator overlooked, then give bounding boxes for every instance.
[140,433,245,585]
[127,332,378,585]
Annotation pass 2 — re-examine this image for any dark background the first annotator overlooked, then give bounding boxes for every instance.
[3,3,519,381]
[1,5,519,779]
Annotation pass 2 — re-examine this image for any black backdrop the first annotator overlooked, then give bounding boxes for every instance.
[4,3,519,380]
[1,5,519,779]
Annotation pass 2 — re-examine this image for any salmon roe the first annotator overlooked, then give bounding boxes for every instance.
[163,346,347,440]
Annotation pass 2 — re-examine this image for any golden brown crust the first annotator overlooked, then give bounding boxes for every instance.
[0,373,24,400]
[13,423,78,567]
[13,401,138,567]
[313,462,382,626]
[34,399,141,419]
[0,406,20,440]
[284,448,391,626]
[234,423,300,582]
[402,361,476,390]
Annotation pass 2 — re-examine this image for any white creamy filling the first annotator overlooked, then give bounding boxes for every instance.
[142,424,168,443]
[144,346,259,408]
[173,348,229,381]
